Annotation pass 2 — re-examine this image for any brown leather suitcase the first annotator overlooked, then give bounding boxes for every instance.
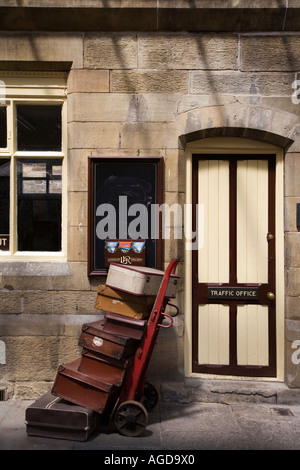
[95,284,154,319]
[51,358,120,414]
[103,312,146,340]
[78,350,129,387]
[78,320,141,360]
[25,391,98,441]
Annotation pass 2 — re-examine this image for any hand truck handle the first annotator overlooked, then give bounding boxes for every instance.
[158,312,173,329]
[166,302,179,317]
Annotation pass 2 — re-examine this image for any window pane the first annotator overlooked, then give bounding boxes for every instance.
[0,107,7,148]
[17,159,62,251]
[0,159,10,235]
[17,105,62,151]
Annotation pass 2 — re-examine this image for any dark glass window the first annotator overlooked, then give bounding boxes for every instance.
[0,107,7,148]
[0,159,10,234]
[16,105,62,151]
[17,159,62,251]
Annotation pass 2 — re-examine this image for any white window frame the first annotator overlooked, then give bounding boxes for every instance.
[0,72,67,261]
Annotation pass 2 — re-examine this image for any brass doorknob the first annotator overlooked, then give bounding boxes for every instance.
[267,292,275,300]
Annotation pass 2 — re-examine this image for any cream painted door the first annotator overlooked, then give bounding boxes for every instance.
[192,155,276,377]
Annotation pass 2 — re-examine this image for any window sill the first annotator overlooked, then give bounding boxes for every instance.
[0,260,71,276]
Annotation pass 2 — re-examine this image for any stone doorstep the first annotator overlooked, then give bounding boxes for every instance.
[160,379,300,405]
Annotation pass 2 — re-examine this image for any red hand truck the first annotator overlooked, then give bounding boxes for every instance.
[110,257,180,437]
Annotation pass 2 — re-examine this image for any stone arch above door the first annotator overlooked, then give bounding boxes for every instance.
[176,101,299,151]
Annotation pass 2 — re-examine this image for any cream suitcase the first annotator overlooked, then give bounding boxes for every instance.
[106,263,179,298]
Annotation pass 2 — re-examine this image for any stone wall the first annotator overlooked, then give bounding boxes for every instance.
[1,25,300,396]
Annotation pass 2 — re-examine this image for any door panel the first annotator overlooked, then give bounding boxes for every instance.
[198,160,229,283]
[236,305,269,366]
[198,304,230,365]
[236,160,269,284]
[192,154,276,377]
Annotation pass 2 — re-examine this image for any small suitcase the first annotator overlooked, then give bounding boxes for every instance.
[103,312,146,340]
[51,358,120,414]
[106,263,179,298]
[78,350,129,387]
[25,391,98,441]
[79,320,141,360]
[95,284,154,319]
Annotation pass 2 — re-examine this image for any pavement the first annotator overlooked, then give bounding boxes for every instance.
[1,395,300,452]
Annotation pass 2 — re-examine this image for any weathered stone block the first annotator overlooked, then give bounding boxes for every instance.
[285,338,300,388]
[0,313,101,336]
[0,336,81,381]
[285,153,300,197]
[22,291,53,315]
[241,35,300,71]
[84,33,137,69]
[286,267,300,296]
[138,33,238,70]
[68,191,87,227]
[190,71,295,96]
[164,149,185,192]
[248,106,273,131]
[0,32,83,68]
[177,94,235,114]
[111,70,188,93]
[68,122,120,149]
[67,69,109,93]
[68,225,88,262]
[137,93,182,122]
[67,150,89,192]
[0,291,22,315]
[285,197,300,232]
[51,262,91,291]
[120,122,179,149]
[52,291,97,315]
[68,93,138,122]
[285,232,300,267]
[286,296,300,320]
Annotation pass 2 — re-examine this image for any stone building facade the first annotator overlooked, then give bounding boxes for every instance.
[0,1,300,400]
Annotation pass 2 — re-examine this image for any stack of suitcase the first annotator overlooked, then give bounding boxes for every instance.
[26,263,179,441]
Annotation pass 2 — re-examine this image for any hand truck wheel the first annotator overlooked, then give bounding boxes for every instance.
[114,400,148,437]
[143,381,160,411]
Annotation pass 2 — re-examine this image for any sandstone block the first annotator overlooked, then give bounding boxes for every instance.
[241,35,300,71]
[137,93,182,122]
[285,197,300,232]
[285,153,300,197]
[138,33,238,70]
[68,93,138,122]
[68,191,87,227]
[190,71,295,96]
[22,291,53,315]
[285,338,300,388]
[67,150,89,192]
[0,291,22,314]
[286,267,300,296]
[164,149,185,192]
[68,225,88,262]
[52,291,97,315]
[111,70,188,93]
[286,296,300,320]
[0,32,83,68]
[67,69,109,93]
[285,232,300,268]
[0,336,81,382]
[68,122,120,149]
[84,33,137,69]
[120,122,179,149]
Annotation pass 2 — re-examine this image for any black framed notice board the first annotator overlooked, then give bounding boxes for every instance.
[88,156,163,276]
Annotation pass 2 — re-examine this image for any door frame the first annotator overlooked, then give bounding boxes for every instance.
[184,137,284,381]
